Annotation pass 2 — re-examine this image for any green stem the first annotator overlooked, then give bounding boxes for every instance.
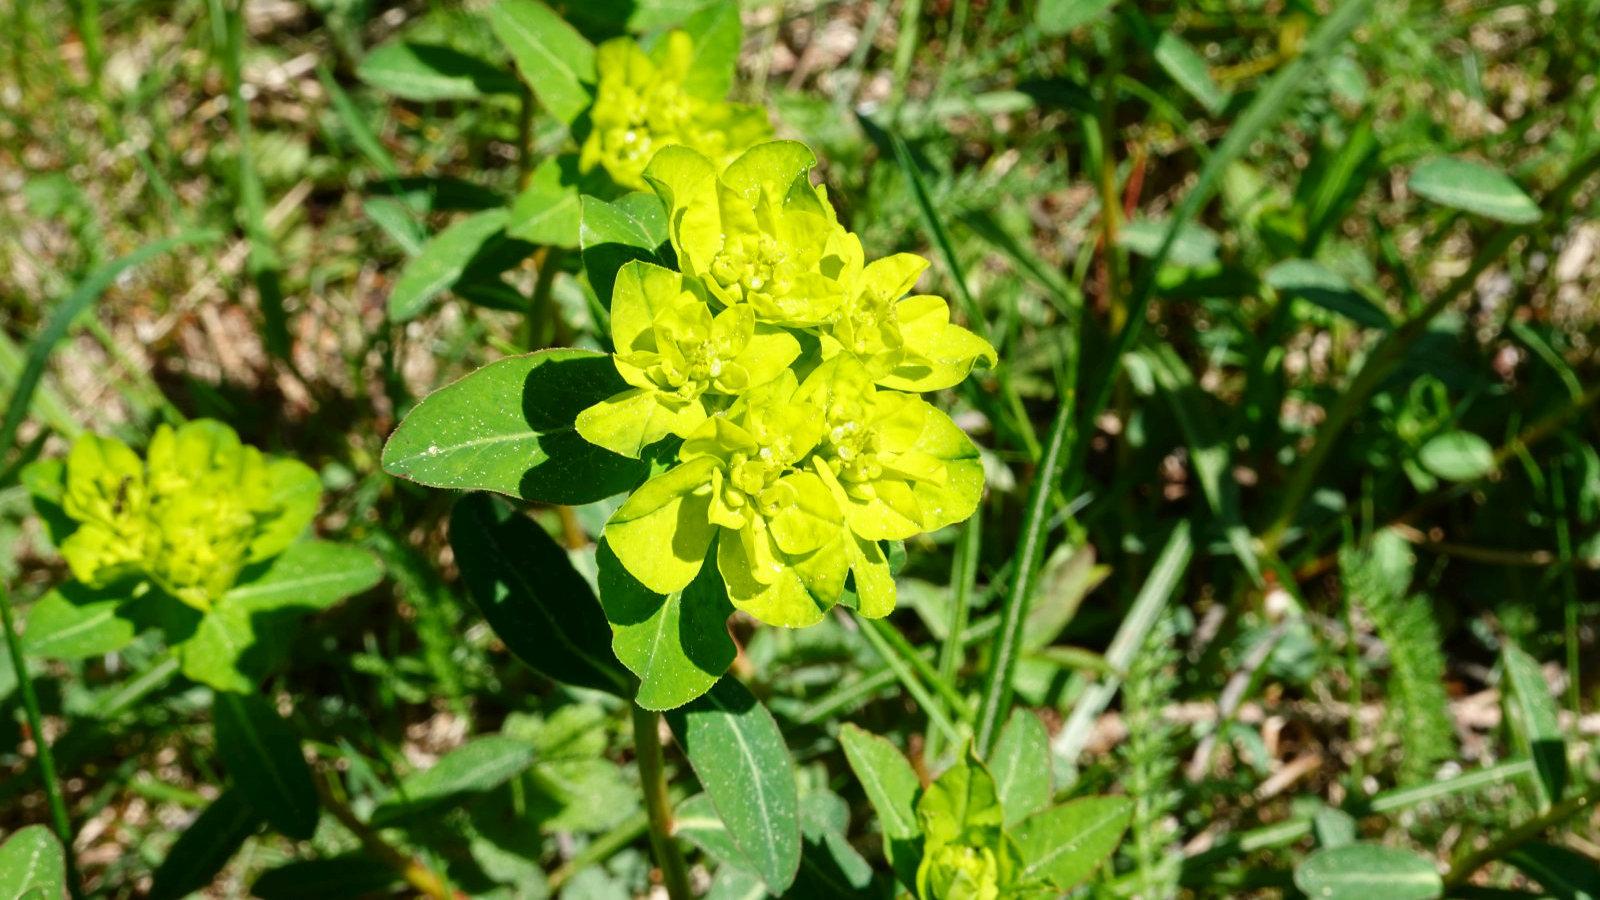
[1442,782,1600,888]
[928,516,982,760]
[858,616,963,747]
[974,398,1074,756]
[1,581,84,900]
[548,809,649,891]
[526,246,565,351]
[631,704,692,900]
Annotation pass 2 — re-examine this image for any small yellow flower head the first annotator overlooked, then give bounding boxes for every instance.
[645,141,865,326]
[583,139,997,629]
[50,420,319,610]
[577,261,800,458]
[580,31,773,191]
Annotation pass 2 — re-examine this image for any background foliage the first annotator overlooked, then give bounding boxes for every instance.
[2,0,1599,897]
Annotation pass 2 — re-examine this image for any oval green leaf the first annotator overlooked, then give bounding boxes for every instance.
[226,541,385,613]
[596,538,735,711]
[357,43,518,102]
[989,709,1052,827]
[674,793,752,873]
[508,155,586,248]
[21,581,139,660]
[1013,796,1134,890]
[371,735,537,825]
[451,493,632,697]
[1294,844,1443,900]
[213,692,320,840]
[838,724,922,888]
[180,542,384,693]
[1417,430,1495,482]
[387,209,510,322]
[148,788,264,900]
[1117,219,1221,267]
[1501,639,1567,809]
[1266,259,1392,330]
[665,678,801,895]
[382,349,646,505]
[1409,158,1541,224]
[488,0,595,124]
[0,826,66,900]
[580,192,670,306]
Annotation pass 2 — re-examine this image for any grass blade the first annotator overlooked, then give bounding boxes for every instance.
[0,229,220,464]
[1050,520,1193,778]
[973,399,1074,756]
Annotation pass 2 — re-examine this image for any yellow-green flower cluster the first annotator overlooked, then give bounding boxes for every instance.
[579,30,773,191]
[577,141,995,628]
[46,420,319,611]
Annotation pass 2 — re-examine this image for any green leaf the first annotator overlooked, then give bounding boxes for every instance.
[1312,806,1358,849]
[225,542,384,612]
[362,197,426,255]
[1265,259,1392,329]
[1022,544,1108,653]
[382,349,647,505]
[1408,158,1541,224]
[387,209,510,322]
[839,724,922,887]
[1154,31,1228,115]
[679,0,742,100]
[1013,796,1134,890]
[580,192,669,306]
[179,542,383,693]
[1418,431,1496,482]
[0,826,65,900]
[1117,219,1221,267]
[508,155,586,247]
[796,791,875,896]
[21,580,139,660]
[450,494,632,697]
[1036,0,1119,34]
[212,692,320,840]
[489,0,595,124]
[371,735,537,825]
[665,678,802,895]
[1505,843,1600,900]
[356,43,519,102]
[1294,844,1443,900]
[596,538,735,711]
[706,867,769,900]
[148,788,264,900]
[989,710,1052,828]
[674,793,754,873]
[250,856,401,900]
[1500,639,1567,809]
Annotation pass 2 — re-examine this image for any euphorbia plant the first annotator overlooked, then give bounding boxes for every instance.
[20,420,382,845]
[374,9,1130,900]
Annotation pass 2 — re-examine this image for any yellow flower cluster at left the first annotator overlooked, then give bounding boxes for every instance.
[576,141,996,628]
[40,420,320,611]
[579,31,773,191]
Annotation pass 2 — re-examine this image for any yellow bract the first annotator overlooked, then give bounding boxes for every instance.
[580,31,773,191]
[49,420,319,611]
[581,140,997,627]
